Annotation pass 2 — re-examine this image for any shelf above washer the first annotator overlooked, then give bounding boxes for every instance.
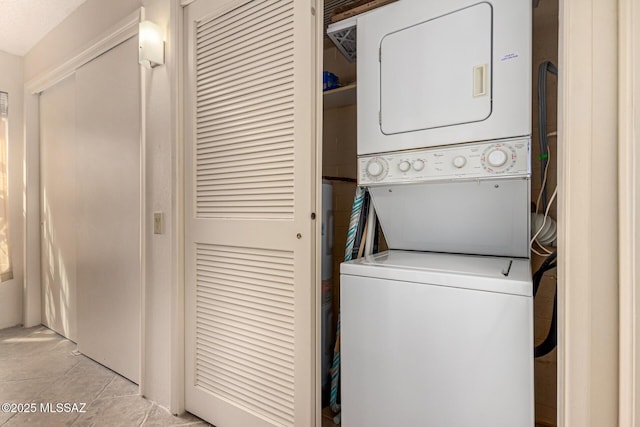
[323,83,357,109]
[327,16,357,62]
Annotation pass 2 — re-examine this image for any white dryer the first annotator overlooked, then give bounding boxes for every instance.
[353,0,533,257]
[341,250,534,427]
[357,0,532,155]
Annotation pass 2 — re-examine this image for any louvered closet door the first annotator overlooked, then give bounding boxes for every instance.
[184,1,318,426]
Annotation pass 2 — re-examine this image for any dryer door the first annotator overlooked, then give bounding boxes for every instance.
[380,3,492,135]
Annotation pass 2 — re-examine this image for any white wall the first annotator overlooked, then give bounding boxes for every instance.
[23,0,179,410]
[0,51,24,330]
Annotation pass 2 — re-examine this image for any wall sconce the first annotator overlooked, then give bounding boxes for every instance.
[139,21,165,69]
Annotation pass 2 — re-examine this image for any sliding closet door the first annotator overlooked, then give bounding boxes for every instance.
[75,36,141,383]
[40,75,78,342]
[184,0,318,425]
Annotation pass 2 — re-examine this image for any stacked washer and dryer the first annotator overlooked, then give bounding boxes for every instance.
[338,0,534,426]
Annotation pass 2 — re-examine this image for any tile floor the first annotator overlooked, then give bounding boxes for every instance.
[0,325,209,427]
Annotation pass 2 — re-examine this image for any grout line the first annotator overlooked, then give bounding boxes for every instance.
[71,374,117,425]
[0,412,17,426]
[138,403,153,427]
[90,384,141,402]
[94,375,117,401]
[173,422,208,426]
[61,358,84,377]
[93,392,141,402]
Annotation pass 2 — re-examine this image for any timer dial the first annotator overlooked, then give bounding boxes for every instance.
[365,157,388,181]
[481,143,517,173]
[367,161,383,176]
[487,149,508,167]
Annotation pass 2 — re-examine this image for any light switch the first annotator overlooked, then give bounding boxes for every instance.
[153,212,164,234]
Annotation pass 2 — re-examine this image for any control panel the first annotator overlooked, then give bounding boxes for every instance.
[358,138,530,186]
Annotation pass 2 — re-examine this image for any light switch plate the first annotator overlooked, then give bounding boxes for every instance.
[153,212,164,234]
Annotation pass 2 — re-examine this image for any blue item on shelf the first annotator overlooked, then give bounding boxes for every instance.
[323,71,340,91]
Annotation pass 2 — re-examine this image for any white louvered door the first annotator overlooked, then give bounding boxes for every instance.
[184,1,318,426]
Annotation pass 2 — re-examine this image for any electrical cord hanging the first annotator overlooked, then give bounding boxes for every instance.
[533,252,558,358]
[531,186,557,257]
[535,144,552,216]
[537,61,558,212]
[532,61,559,357]
[531,143,556,256]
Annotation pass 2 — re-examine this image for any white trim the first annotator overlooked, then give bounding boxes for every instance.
[22,92,41,328]
[618,0,639,425]
[314,1,323,425]
[25,9,141,94]
[180,0,196,7]
[558,0,620,425]
[139,6,148,399]
[170,0,186,415]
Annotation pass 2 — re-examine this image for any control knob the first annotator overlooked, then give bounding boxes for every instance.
[398,161,411,172]
[412,159,425,171]
[453,156,467,168]
[487,149,508,167]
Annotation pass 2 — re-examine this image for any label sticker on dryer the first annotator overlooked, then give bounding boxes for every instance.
[500,52,519,62]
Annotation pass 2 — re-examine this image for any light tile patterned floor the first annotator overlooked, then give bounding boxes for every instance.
[0,326,210,427]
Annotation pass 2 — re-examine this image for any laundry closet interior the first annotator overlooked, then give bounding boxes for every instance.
[318,0,559,426]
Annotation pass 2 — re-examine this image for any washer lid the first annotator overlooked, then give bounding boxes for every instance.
[341,250,532,296]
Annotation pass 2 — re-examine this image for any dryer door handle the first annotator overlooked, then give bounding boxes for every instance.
[473,64,489,97]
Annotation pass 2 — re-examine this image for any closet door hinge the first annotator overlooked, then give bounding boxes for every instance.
[378,111,382,125]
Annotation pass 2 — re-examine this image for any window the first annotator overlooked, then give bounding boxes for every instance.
[0,92,12,282]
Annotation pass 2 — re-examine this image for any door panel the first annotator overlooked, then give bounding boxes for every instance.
[380,3,493,134]
[75,36,141,383]
[40,75,78,342]
[184,0,317,425]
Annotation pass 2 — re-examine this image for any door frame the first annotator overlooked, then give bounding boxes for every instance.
[313,1,324,426]
[558,0,617,424]
[558,0,639,425]
[618,0,640,424]
[171,0,186,415]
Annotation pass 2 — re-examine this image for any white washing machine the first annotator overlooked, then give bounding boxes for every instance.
[341,250,534,427]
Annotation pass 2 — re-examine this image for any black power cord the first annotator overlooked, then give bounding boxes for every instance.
[533,252,557,358]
